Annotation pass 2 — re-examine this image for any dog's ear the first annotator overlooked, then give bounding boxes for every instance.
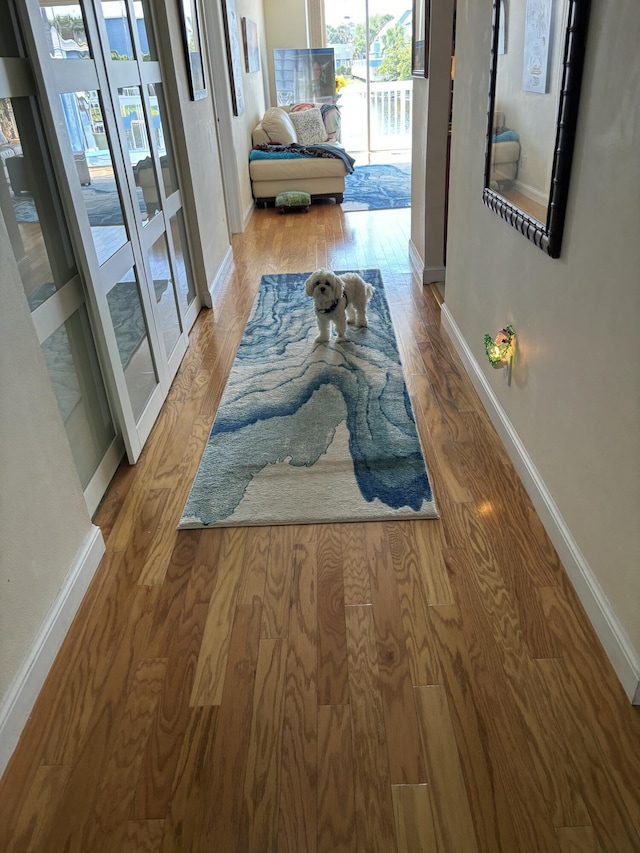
[327,272,342,299]
[304,273,317,297]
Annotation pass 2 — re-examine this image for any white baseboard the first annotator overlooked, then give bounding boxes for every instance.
[408,239,423,278]
[514,178,547,207]
[243,199,255,229]
[0,525,106,777]
[441,305,640,705]
[408,242,447,286]
[424,266,446,284]
[203,245,234,309]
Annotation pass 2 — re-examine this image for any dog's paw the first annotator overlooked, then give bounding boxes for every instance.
[315,334,329,343]
[357,320,368,328]
[347,318,355,325]
[335,334,346,343]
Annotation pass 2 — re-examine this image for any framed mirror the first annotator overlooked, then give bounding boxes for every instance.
[483,0,590,257]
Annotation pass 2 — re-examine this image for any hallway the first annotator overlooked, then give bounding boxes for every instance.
[2,205,639,851]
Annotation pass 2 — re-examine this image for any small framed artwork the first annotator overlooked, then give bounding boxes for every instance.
[242,17,260,74]
[221,0,245,115]
[177,0,207,100]
[498,0,507,54]
[412,0,431,77]
[522,0,552,93]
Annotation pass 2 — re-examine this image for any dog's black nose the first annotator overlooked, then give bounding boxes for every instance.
[319,286,326,292]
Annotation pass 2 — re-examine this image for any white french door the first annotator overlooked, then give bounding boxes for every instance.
[19,0,198,463]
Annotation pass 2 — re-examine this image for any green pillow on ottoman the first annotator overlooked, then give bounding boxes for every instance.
[275,191,311,213]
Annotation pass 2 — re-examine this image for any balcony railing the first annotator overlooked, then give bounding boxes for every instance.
[338,80,412,152]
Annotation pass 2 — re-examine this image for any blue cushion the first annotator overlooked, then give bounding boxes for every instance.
[493,130,519,143]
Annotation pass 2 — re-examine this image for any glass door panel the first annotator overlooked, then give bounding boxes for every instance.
[106,265,159,420]
[132,1,156,61]
[368,12,412,152]
[59,89,128,265]
[101,1,134,60]
[169,209,196,312]
[148,83,178,197]
[325,2,412,156]
[0,95,77,310]
[147,233,182,358]
[39,3,92,60]
[40,304,116,487]
[118,85,158,224]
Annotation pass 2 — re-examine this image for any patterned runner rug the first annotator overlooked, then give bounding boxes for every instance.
[179,268,437,528]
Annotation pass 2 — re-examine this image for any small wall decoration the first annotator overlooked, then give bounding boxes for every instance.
[221,0,245,116]
[242,17,260,74]
[177,0,207,100]
[498,0,507,54]
[412,0,430,77]
[273,48,336,107]
[522,0,553,93]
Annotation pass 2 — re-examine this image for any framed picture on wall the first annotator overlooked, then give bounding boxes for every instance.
[522,0,552,93]
[498,0,507,54]
[412,0,430,77]
[221,0,245,115]
[242,17,260,73]
[177,0,207,100]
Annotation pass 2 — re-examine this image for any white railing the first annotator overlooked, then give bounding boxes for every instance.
[339,80,412,152]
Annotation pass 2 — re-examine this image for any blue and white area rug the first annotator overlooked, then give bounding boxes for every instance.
[342,163,411,212]
[178,269,437,528]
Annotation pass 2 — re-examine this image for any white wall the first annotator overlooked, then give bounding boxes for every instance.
[263,0,309,105]
[445,0,640,694]
[233,0,270,212]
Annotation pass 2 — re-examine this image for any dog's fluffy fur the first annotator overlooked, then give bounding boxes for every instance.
[304,269,373,343]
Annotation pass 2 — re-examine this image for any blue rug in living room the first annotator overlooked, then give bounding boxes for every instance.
[178,268,437,528]
[341,163,411,212]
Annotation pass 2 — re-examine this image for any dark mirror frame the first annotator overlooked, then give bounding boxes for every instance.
[482,0,590,258]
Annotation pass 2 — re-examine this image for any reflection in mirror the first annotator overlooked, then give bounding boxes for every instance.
[483,0,590,257]
[489,0,568,222]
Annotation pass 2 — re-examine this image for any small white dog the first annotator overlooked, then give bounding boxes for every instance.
[305,269,373,343]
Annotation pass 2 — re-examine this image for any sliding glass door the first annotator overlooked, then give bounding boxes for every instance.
[325,1,412,155]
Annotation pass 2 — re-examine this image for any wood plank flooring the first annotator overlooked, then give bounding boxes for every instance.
[2,205,640,852]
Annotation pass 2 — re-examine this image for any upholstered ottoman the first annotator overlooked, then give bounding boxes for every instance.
[275,191,311,213]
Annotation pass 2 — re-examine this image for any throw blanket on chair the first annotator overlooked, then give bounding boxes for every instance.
[250,143,355,174]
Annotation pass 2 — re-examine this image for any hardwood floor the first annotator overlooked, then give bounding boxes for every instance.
[2,205,640,851]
